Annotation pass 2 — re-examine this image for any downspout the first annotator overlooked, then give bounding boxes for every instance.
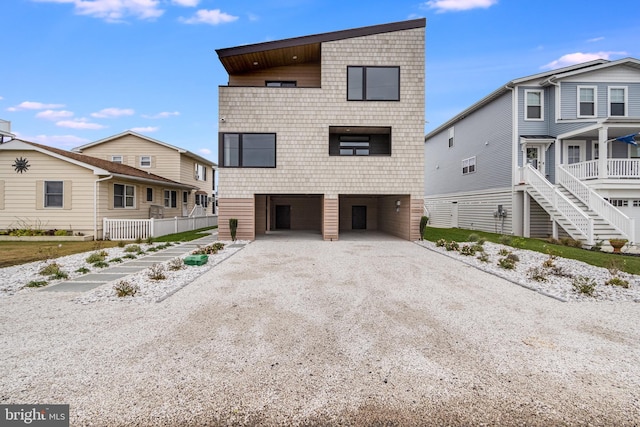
[546,78,562,181]
[505,83,519,235]
[94,175,113,240]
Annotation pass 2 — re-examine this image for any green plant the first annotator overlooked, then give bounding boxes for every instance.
[528,266,548,282]
[509,237,526,248]
[572,276,597,296]
[192,242,225,255]
[114,280,139,297]
[435,238,447,247]
[605,276,630,288]
[543,254,557,269]
[420,216,429,240]
[560,237,583,248]
[92,261,109,268]
[146,247,159,253]
[54,229,68,236]
[498,248,511,256]
[109,257,123,263]
[444,241,459,251]
[477,252,490,263]
[117,241,126,248]
[25,280,48,288]
[39,262,63,276]
[460,244,476,256]
[606,258,626,276]
[75,267,90,274]
[471,243,484,252]
[467,233,479,242]
[124,245,141,253]
[229,218,238,241]
[135,236,144,244]
[86,250,107,263]
[499,235,512,246]
[498,255,518,270]
[145,236,154,245]
[122,254,137,260]
[549,265,572,278]
[168,257,184,271]
[148,263,166,280]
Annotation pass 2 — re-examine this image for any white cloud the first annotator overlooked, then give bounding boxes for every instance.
[179,9,238,25]
[14,131,90,148]
[422,0,497,12]
[198,148,212,155]
[541,51,627,70]
[56,118,106,129]
[32,0,164,22]
[171,0,199,6]
[587,37,605,43]
[130,126,158,133]
[91,107,135,118]
[0,96,3,100]
[36,110,74,120]
[247,13,259,22]
[141,111,180,119]
[8,101,65,111]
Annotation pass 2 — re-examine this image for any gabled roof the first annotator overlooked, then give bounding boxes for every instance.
[216,18,426,75]
[425,57,640,140]
[73,130,216,167]
[1,139,195,189]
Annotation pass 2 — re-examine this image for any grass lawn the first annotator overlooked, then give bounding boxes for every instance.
[423,226,640,275]
[0,226,217,269]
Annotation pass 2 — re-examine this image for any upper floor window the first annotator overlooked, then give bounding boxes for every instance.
[140,155,152,168]
[448,127,454,148]
[462,157,476,175]
[525,90,543,120]
[329,126,391,156]
[347,66,400,101]
[111,155,123,164]
[578,86,597,117]
[266,81,296,87]
[44,181,63,208]
[195,163,207,181]
[609,87,627,116]
[220,133,276,168]
[114,184,135,208]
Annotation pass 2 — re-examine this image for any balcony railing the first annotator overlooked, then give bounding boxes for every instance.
[563,159,640,180]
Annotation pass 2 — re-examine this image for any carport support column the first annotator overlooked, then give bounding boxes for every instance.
[323,196,339,241]
[266,196,271,232]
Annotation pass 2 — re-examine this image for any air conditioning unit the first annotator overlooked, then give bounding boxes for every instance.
[195,174,200,180]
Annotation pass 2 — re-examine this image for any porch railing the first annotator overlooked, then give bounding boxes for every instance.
[523,164,593,244]
[607,159,640,178]
[563,160,598,180]
[557,165,635,242]
[103,215,218,240]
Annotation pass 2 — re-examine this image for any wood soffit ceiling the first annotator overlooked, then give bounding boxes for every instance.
[216,18,426,75]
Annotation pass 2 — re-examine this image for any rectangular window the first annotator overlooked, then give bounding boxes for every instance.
[347,66,400,101]
[220,133,276,167]
[194,163,207,181]
[462,157,476,175]
[266,81,297,87]
[114,184,135,208]
[329,126,391,156]
[578,86,596,117]
[146,187,153,202]
[448,127,455,148]
[164,190,177,208]
[111,155,123,163]
[44,181,63,208]
[140,155,151,167]
[609,199,628,207]
[633,200,640,207]
[525,90,543,120]
[609,87,626,116]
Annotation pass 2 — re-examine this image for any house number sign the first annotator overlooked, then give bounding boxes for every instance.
[12,157,30,173]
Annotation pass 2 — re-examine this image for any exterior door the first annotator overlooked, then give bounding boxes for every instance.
[525,144,546,173]
[182,191,189,216]
[352,206,367,230]
[564,140,586,165]
[275,205,291,229]
[450,202,458,228]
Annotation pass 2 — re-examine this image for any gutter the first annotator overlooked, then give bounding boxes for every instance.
[94,175,113,240]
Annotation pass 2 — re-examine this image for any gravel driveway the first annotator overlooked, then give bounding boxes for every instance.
[1,238,639,426]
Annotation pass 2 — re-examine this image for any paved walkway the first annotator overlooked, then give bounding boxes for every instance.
[44,231,220,292]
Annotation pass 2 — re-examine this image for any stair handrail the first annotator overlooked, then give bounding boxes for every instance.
[557,164,634,243]
[523,164,594,244]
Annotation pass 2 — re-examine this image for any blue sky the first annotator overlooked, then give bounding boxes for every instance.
[3,0,640,163]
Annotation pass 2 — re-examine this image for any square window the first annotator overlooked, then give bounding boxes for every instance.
[140,156,151,167]
[462,157,476,175]
[44,181,63,208]
[114,184,135,208]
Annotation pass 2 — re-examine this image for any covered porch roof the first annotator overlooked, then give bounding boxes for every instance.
[557,118,640,140]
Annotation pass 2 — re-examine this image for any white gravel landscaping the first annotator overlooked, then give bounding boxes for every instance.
[416,239,640,303]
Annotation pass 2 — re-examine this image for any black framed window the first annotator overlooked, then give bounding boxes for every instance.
[220,133,276,168]
[114,184,135,208]
[347,66,400,101]
[44,181,63,208]
[266,81,297,87]
[146,187,153,202]
[329,126,391,156]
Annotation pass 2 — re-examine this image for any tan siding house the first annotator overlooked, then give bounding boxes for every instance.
[73,131,216,216]
[215,19,425,240]
[0,139,195,238]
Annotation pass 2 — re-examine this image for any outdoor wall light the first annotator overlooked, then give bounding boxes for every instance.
[395,200,401,213]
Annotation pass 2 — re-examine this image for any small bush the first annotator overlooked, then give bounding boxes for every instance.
[86,251,107,263]
[122,254,137,260]
[467,233,480,242]
[435,238,447,247]
[477,252,490,263]
[135,236,144,244]
[25,280,48,288]
[168,257,184,271]
[499,235,512,246]
[509,237,526,248]
[471,243,484,253]
[572,276,597,296]
[148,263,166,281]
[109,257,123,263]
[605,276,630,288]
[92,261,109,268]
[498,248,511,256]
[445,241,459,251]
[498,255,517,270]
[560,237,583,248]
[528,266,548,282]
[192,242,225,255]
[460,244,476,256]
[420,216,429,240]
[146,236,154,245]
[117,240,126,248]
[505,253,520,263]
[146,247,159,253]
[51,271,69,280]
[54,229,68,236]
[114,280,138,297]
[550,265,572,278]
[124,245,141,253]
[543,255,557,269]
[545,237,560,245]
[606,258,626,276]
[39,262,63,277]
[75,267,90,274]
[229,218,238,241]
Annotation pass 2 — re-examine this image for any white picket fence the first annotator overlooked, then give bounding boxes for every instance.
[103,215,218,240]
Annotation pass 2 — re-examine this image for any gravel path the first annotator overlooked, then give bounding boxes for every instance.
[1,239,639,426]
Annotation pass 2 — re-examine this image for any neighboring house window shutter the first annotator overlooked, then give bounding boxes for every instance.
[0,180,4,210]
[107,183,114,210]
[63,181,72,210]
[36,180,44,210]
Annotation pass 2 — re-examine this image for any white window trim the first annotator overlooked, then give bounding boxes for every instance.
[448,127,455,148]
[608,86,628,117]
[140,155,152,168]
[462,156,476,175]
[524,89,544,121]
[577,85,597,118]
[114,183,135,209]
[111,155,123,163]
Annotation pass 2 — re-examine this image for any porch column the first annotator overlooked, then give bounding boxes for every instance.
[554,138,561,183]
[599,127,608,179]
[523,191,531,238]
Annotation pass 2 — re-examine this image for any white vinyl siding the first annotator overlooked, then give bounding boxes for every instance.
[525,90,543,120]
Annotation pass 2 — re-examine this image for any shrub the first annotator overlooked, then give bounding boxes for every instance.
[168,257,184,271]
[445,241,459,251]
[122,254,137,260]
[146,247,159,253]
[543,254,557,269]
[51,271,69,280]
[606,258,626,276]
[229,218,238,241]
[92,261,109,268]
[54,229,68,236]
[528,266,548,282]
[467,233,479,242]
[124,245,141,253]
[75,267,90,274]
[506,253,520,263]
[550,265,572,278]
[135,236,144,244]
[148,264,166,281]
[499,235,512,246]
[109,257,123,263]
[419,216,429,240]
[192,242,225,255]
[460,244,476,256]
[471,243,484,253]
[114,280,138,297]
[435,238,447,247]
[117,241,126,248]
[477,252,490,263]
[39,262,63,277]
[560,237,583,248]
[498,248,511,256]
[605,276,630,288]
[86,251,107,263]
[572,276,597,296]
[509,237,526,248]
[146,236,154,245]
[25,280,48,288]
[498,257,516,270]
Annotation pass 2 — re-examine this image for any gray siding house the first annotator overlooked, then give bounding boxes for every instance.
[425,57,640,247]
